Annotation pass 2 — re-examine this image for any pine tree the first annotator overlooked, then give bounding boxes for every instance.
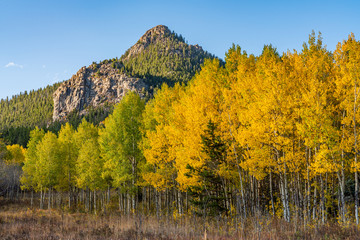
[186,120,227,217]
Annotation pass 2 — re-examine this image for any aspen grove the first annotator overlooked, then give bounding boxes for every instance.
[4,32,360,226]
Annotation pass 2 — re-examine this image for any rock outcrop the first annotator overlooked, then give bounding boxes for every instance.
[53,63,147,121]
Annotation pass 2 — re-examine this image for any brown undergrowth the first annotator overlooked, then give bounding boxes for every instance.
[1,198,360,239]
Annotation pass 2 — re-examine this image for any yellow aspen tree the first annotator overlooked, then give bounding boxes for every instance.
[21,128,45,193]
[57,123,77,210]
[99,91,145,211]
[334,33,360,224]
[74,119,99,150]
[35,131,61,209]
[76,138,105,191]
[74,119,102,212]
[296,32,337,223]
[221,45,256,217]
[254,46,296,222]
[141,83,183,191]
[226,44,301,221]
[168,59,226,191]
[5,144,25,165]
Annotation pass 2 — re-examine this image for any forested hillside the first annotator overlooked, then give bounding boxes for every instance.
[0,83,62,146]
[120,25,216,86]
[0,83,60,130]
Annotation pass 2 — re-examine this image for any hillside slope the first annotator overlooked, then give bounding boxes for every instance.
[0,83,61,130]
[121,25,215,85]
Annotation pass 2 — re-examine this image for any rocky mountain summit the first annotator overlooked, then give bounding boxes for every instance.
[122,25,204,62]
[121,25,172,61]
[52,25,215,122]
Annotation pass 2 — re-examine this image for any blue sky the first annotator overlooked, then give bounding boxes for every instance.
[0,0,359,100]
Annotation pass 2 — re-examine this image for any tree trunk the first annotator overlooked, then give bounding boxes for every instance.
[31,190,33,207]
[270,171,275,216]
[307,148,311,222]
[68,187,72,211]
[178,190,183,215]
[118,189,122,212]
[40,189,43,209]
[94,190,97,214]
[354,82,359,225]
[227,113,246,218]
[48,187,51,210]
[107,186,111,204]
[313,182,317,221]
[320,174,325,224]
[284,161,290,222]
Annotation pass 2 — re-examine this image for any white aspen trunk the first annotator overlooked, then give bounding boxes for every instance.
[51,188,54,209]
[86,188,89,212]
[48,187,51,210]
[270,171,275,216]
[341,164,346,222]
[178,190,183,215]
[339,111,347,223]
[280,174,287,221]
[320,174,325,224]
[354,82,359,225]
[40,188,43,209]
[89,189,92,212]
[68,187,71,210]
[132,157,136,213]
[297,172,303,222]
[325,173,328,222]
[312,182,317,221]
[101,191,104,213]
[80,189,83,208]
[307,148,311,221]
[156,190,159,219]
[107,186,111,204]
[127,192,131,214]
[120,190,123,212]
[227,113,246,218]
[94,190,97,214]
[166,188,169,216]
[31,190,33,207]
[284,161,290,222]
[159,191,162,218]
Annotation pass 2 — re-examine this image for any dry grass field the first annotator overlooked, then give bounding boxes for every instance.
[1,198,360,239]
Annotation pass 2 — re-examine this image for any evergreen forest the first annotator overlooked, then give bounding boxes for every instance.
[120,30,216,86]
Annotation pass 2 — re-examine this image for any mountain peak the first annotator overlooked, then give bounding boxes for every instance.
[122,25,179,61]
[139,25,171,43]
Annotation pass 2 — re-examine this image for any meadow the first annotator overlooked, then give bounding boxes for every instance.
[1,198,360,240]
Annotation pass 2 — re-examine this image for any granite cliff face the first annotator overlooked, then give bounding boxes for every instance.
[52,25,215,122]
[53,63,147,121]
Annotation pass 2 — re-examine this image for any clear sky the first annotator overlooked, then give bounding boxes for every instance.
[0,0,359,100]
